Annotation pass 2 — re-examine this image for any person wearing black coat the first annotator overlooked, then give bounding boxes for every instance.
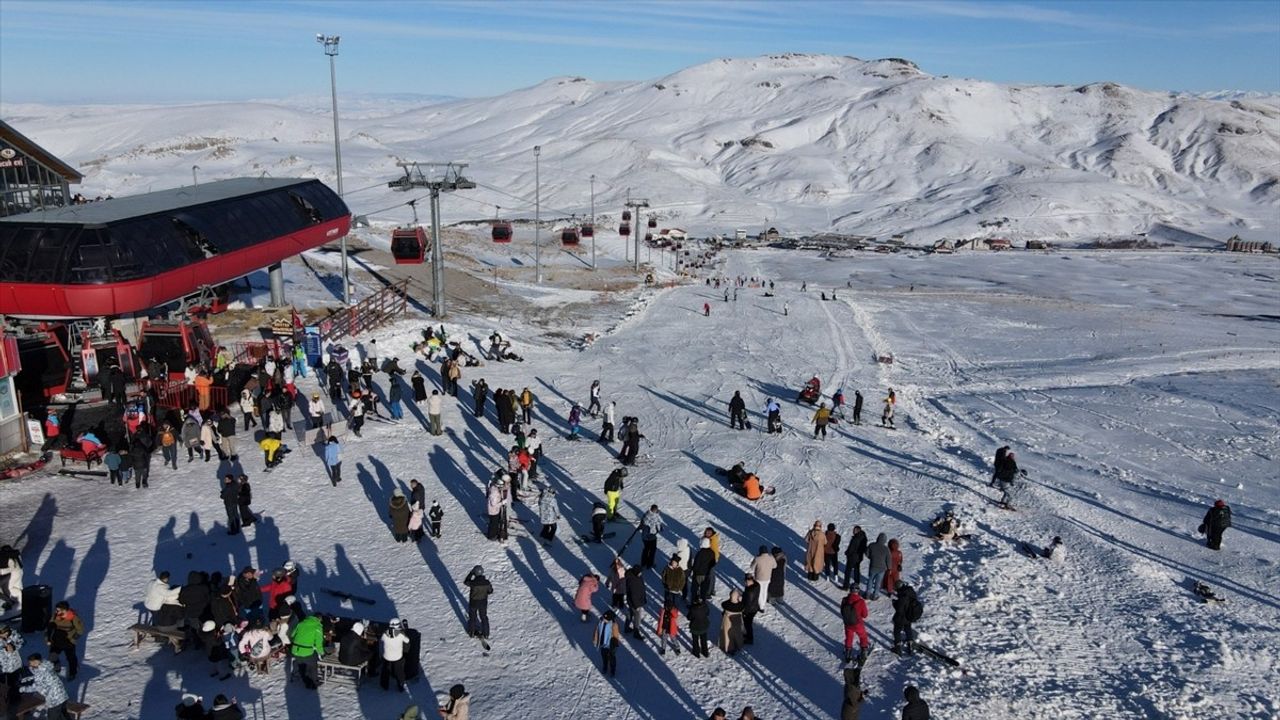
[767,547,787,605]
[233,568,263,621]
[337,623,373,667]
[210,582,238,629]
[175,694,207,719]
[901,685,930,720]
[108,365,127,405]
[220,475,241,535]
[129,441,152,489]
[471,379,489,418]
[325,360,344,402]
[237,476,255,527]
[690,541,717,603]
[1200,499,1232,550]
[892,582,919,655]
[741,574,761,644]
[216,411,237,460]
[843,526,867,590]
[624,566,646,639]
[207,694,245,720]
[687,598,711,658]
[464,566,493,639]
[852,390,863,425]
[411,371,428,403]
[178,571,211,629]
[728,391,747,430]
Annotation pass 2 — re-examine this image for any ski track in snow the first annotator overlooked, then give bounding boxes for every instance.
[1,247,1278,719]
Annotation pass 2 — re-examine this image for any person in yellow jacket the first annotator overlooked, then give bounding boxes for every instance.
[812,403,832,439]
[702,527,721,596]
[519,387,535,425]
[259,436,282,469]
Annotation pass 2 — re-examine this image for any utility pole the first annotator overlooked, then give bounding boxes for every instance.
[625,198,650,272]
[192,165,199,186]
[388,162,476,318]
[589,174,596,270]
[534,145,542,284]
[316,33,349,305]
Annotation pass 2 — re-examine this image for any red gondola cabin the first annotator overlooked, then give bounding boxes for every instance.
[390,226,428,264]
[492,221,513,243]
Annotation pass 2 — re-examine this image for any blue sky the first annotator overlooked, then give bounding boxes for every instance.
[1,0,1278,103]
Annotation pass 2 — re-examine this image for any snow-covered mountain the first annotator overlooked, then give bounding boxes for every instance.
[6,53,1278,243]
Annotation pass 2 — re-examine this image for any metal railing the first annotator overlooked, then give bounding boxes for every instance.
[318,279,409,343]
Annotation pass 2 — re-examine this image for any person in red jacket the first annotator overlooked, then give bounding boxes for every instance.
[840,588,869,665]
[883,538,903,596]
[259,568,295,617]
[656,597,681,656]
[42,409,61,450]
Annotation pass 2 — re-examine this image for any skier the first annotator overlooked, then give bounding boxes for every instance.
[865,533,889,600]
[604,467,627,521]
[427,389,445,436]
[824,523,842,582]
[852,390,863,425]
[587,380,602,417]
[742,574,761,644]
[728,391,747,430]
[428,501,444,539]
[1200,499,1232,550]
[438,684,471,720]
[380,618,411,692]
[812,403,832,439]
[763,398,782,434]
[843,525,867,590]
[687,597,710,658]
[593,610,621,676]
[840,588,870,665]
[718,589,745,655]
[289,613,324,689]
[640,504,664,569]
[471,379,488,418]
[324,437,342,485]
[388,488,411,543]
[901,685,930,720]
[220,475,242,536]
[464,566,493,640]
[767,546,787,605]
[574,574,600,622]
[567,404,583,440]
[804,521,827,581]
[538,486,561,542]
[656,598,681,656]
[624,566,646,639]
[891,581,922,655]
[600,401,616,443]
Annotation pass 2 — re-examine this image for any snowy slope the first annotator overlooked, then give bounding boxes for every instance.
[1,246,1277,719]
[5,53,1278,244]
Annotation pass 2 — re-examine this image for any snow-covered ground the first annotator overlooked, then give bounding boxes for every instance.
[2,246,1279,719]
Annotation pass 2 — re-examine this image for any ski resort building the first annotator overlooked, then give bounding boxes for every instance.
[0,119,84,218]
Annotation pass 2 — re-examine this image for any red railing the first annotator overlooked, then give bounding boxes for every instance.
[155,378,230,412]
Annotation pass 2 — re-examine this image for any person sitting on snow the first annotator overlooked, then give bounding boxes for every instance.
[931,510,961,541]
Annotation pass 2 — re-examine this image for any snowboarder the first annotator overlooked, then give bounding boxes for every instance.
[220,475,242,536]
[575,574,600,622]
[891,581,922,655]
[324,436,342,485]
[388,488,411,543]
[380,618,411,692]
[901,685,930,720]
[594,610,621,676]
[538,486,561,542]
[604,467,627,520]
[812,403,832,438]
[804,521,827,581]
[728,391,747,430]
[824,523,842,582]
[1200,499,1232,550]
[718,589,745,655]
[840,588,870,665]
[464,566,493,640]
[428,501,444,538]
[640,504,664,568]
[843,525,867,590]
[588,380,602,417]
[688,598,710,658]
[865,533,889,600]
[852,390,863,425]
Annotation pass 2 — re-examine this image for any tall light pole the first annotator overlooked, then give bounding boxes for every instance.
[191,165,199,186]
[589,173,596,270]
[534,145,542,284]
[317,33,349,305]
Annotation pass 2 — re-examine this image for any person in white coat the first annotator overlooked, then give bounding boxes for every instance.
[749,546,777,612]
[0,545,22,611]
[428,390,445,436]
[600,401,617,443]
[380,618,411,692]
[308,393,325,431]
[144,571,184,626]
[537,487,561,542]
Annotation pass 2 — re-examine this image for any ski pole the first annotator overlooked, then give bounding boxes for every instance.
[615,524,642,558]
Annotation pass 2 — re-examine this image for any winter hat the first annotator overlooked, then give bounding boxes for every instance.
[700,538,711,549]
[312,393,320,400]
[284,560,297,572]
[472,565,485,576]
[393,488,404,497]
[351,622,365,635]
[904,686,921,702]
[758,545,769,555]
[389,617,402,628]
[1214,499,1226,508]
[201,620,216,632]
[182,694,200,707]
[431,500,439,506]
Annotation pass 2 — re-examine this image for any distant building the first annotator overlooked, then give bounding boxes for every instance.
[986,238,1012,251]
[0,120,83,217]
[1224,235,1275,254]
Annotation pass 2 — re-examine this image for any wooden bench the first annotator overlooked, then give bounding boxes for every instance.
[129,623,184,652]
[14,696,90,718]
[59,447,103,469]
[317,656,366,687]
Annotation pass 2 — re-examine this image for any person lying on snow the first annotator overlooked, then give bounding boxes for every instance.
[716,463,765,500]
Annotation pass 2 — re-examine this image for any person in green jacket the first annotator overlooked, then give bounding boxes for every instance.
[290,615,325,689]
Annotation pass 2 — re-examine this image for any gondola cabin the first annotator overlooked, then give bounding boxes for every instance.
[622,210,632,222]
[580,223,594,238]
[390,226,428,264]
[15,327,71,408]
[79,328,136,388]
[648,216,657,229]
[491,221,513,243]
[138,319,215,380]
[619,222,631,237]
[644,233,653,243]
[561,227,580,246]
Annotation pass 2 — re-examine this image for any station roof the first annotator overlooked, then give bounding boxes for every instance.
[0,119,84,183]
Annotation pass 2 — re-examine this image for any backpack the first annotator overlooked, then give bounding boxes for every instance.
[907,596,923,623]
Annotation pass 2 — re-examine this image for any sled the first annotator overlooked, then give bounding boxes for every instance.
[876,353,895,364]
[915,641,966,672]
[322,588,377,606]
[0,452,52,480]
